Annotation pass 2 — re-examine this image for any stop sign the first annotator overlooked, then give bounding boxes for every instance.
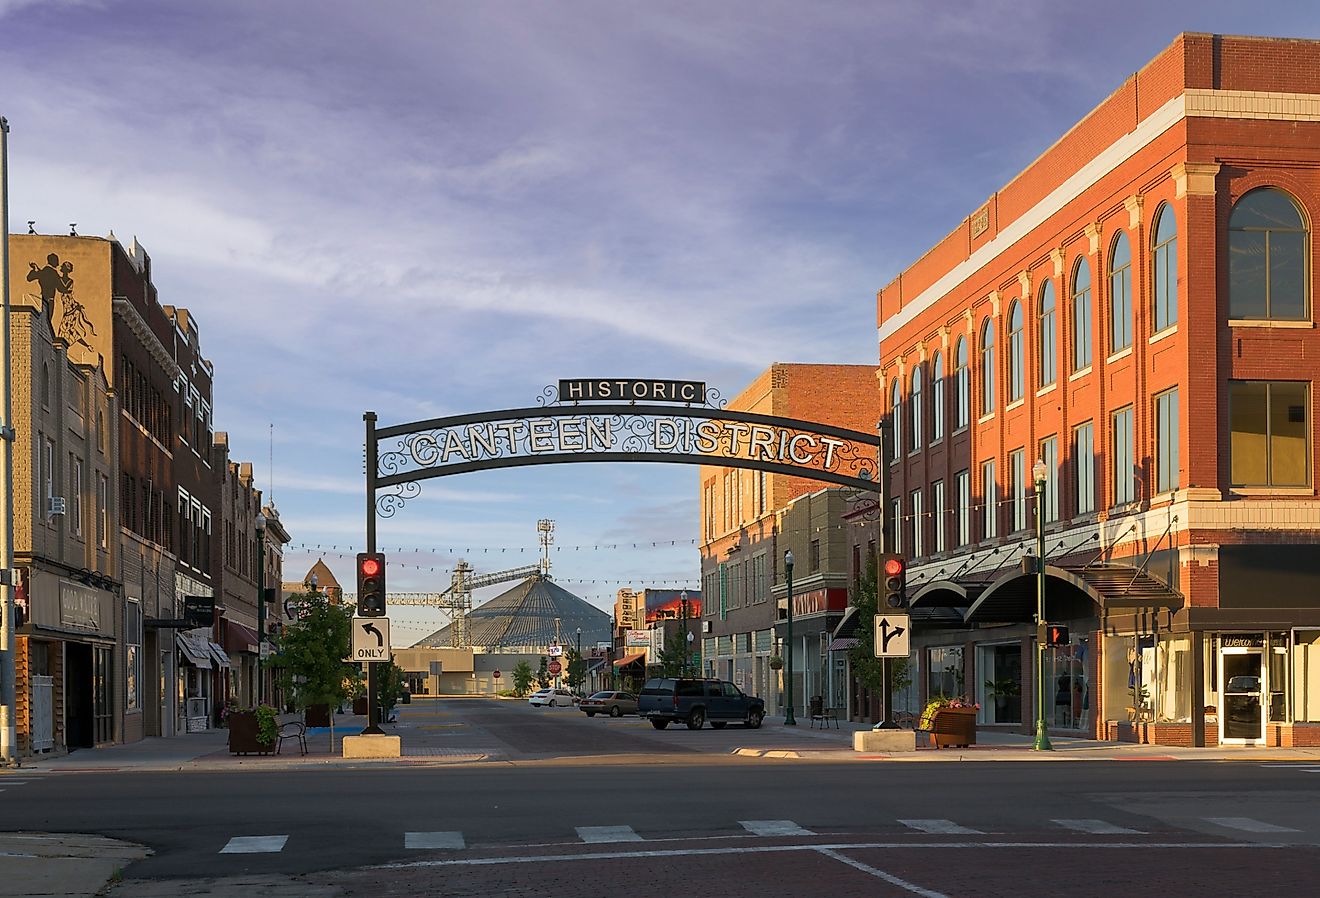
[493,670,501,679]
[548,660,562,675]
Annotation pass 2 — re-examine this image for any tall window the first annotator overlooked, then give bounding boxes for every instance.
[1009,448,1026,531]
[981,458,997,540]
[757,470,767,516]
[1110,233,1133,353]
[1152,204,1178,332]
[1039,436,1059,523]
[1155,388,1180,493]
[97,473,109,549]
[1230,381,1310,487]
[956,470,970,546]
[954,337,970,429]
[126,599,142,712]
[910,489,924,558]
[1038,281,1057,387]
[1229,188,1308,320]
[890,378,902,460]
[931,351,945,442]
[71,457,83,536]
[891,499,902,553]
[932,480,945,553]
[1072,258,1093,370]
[910,366,923,450]
[1112,406,1135,504]
[1007,301,1024,402]
[1074,421,1095,515]
[979,319,995,416]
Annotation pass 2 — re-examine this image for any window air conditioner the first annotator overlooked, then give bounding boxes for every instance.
[702,620,712,634]
[47,496,66,517]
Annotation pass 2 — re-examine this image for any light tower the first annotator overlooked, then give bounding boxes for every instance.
[537,519,555,578]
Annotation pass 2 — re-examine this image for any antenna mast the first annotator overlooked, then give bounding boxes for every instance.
[537,519,555,578]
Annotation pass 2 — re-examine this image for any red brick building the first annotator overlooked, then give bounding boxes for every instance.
[875,34,1320,747]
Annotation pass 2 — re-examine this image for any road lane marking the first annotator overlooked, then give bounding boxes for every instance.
[1205,817,1300,833]
[1052,819,1145,835]
[220,835,288,854]
[376,840,1286,870]
[898,819,983,834]
[405,831,466,850]
[816,847,948,898]
[740,820,815,837]
[576,825,643,843]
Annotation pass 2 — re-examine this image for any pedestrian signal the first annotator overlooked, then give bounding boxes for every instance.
[1046,624,1070,647]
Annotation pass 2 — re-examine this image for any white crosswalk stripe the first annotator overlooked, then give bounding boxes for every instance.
[220,835,289,854]
[898,819,983,834]
[576,825,643,843]
[405,831,466,850]
[1053,818,1145,835]
[1205,817,1300,834]
[739,820,815,837]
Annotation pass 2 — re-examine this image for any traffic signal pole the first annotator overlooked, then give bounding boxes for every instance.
[876,418,896,730]
[363,413,383,736]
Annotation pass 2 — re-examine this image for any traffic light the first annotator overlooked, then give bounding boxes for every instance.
[881,554,906,609]
[1046,624,1070,647]
[356,552,386,617]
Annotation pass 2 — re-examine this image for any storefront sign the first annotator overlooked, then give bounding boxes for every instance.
[59,582,100,631]
[791,588,849,617]
[559,378,706,404]
[625,629,649,647]
[1221,634,1264,648]
[183,595,215,628]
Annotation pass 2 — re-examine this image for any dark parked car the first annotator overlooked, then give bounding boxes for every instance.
[579,691,638,717]
[638,678,765,730]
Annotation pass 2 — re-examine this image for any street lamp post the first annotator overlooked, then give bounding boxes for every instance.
[255,512,266,708]
[575,627,581,692]
[1032,457,1053,752]
[679,589,688,676]
[784,550,796,726]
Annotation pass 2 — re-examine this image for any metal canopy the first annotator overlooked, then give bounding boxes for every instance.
[963,565,1107,624]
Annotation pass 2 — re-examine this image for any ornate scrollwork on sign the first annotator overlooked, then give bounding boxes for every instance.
[702,387,729,410]
[535,385,559,407]
[377,481,421,518]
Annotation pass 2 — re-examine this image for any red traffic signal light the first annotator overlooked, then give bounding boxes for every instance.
[881,553,907,609]
[356,552,386,617]
[883,557,904,577]
[360,557,381,577]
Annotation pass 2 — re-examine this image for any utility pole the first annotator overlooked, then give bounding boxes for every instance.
[0,116,17,767]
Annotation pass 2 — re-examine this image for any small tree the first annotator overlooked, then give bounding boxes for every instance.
[535,657,551,689]
[273,590,362,750]
[512,660,534,697]
[656,628,691,677]
[565,648,585,692]
[375,656,407,721]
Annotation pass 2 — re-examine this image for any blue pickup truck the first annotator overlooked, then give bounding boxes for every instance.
[638,678,766,730]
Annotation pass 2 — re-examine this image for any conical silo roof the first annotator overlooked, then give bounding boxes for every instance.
[413,575,612,651]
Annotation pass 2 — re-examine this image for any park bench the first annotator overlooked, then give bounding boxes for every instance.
[275,712,308,756]
[808,696,839,730]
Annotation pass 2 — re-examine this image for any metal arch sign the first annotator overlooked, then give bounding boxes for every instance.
[364,379,882,521]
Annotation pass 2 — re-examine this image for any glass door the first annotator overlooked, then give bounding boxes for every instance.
[1220,648,1264,743]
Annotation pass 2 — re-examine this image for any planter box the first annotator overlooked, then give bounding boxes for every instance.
[227,712,275,755]
[305,704,331,728]
[925,707,977,749]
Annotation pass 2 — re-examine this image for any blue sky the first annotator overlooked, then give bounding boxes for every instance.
[4,1,1318,644]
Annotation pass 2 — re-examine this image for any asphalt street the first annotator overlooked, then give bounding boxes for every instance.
[2,698,1318,896]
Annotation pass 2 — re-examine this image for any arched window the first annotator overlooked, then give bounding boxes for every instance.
[1230,188,1308,320]
[931,350,945,442]
[909,366,923,450]
[954,337,970,429]
[1071,258,1092,371]
[890,378,902,460]
[1109,233,1132,352]
[1038,280,1056,387]
[979,319,995,416]
[1152,204,1178,331]
[1006,301,1024,403]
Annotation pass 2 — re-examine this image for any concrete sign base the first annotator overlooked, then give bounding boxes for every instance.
[342,734,403,758]
[853,729,917,752]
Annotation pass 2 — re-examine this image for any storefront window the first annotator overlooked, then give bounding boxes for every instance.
[1155,635,1191,722]
[1269,632,1289,723]
[1046,639,1090,730]
[892,654,919,715]
[977,642,1022,724]
[1293,630,1320,722]
[926,645,964,700]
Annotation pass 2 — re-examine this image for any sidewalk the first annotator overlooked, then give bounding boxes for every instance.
[0,832,148,898]
[733,715,1320,762]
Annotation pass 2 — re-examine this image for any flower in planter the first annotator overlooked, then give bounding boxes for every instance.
[919,695,980,729]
